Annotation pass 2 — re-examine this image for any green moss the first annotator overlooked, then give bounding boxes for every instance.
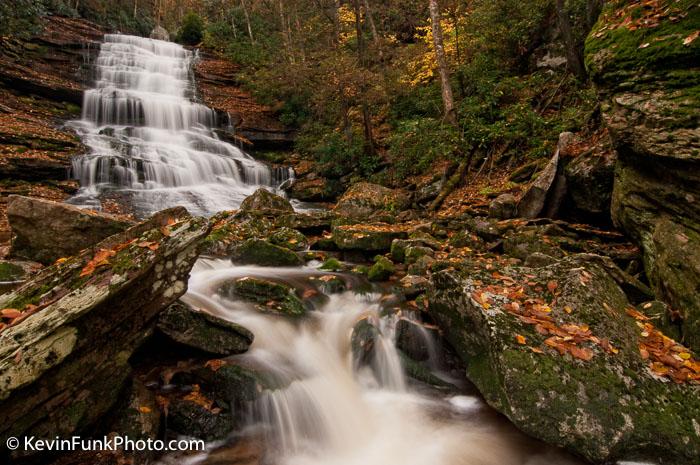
[0,262,24,282]
[367,256,395,282]
[319,258,343,271]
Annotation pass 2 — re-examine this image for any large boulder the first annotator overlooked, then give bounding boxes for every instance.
[428,254,700,463]
[0,211,210,446]
[564,146,616,217]
[586,1,700,350]
[332,223,409,252]
[7,195,134,265]
[334,182,410,220]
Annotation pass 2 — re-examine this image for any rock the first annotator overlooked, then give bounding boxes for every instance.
[470,217,501,242]
[269,227,308,251]
[7,195,134,265]
[524,252,558,267]
[168,398,233,441]
[488,194,517,220]
[414,179,442,204]
[108,378,161,445]
[0,260,26,282]
[274,210,337,232]
[428,254,700,463]
[586,2,700,351]
[516,133,570,218]
[149,25,169,41]
[367,256,395,282]
[407,255,436,276]
[0,212,210,446]
[157,301,254,356]
[391,236,439,263]
[332,223,408,252]
[395,318,440,363]
[564,148,616,216]
[288,176,342,202]
[351,318,380,366]
[503,228,566,262]
[334,182,411,220]
[229,239,303,267]
[405,246,433,265]
[240,188,293,213]
[220,276,306,316]
[319,257,343,271]
[398,274,429,299]
[191,363,263,406]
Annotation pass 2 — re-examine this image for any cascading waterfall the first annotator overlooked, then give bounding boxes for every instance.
[68,34,292,217]
[173,259,587,465]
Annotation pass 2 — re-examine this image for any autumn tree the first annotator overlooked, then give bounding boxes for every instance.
[428,0,456,126]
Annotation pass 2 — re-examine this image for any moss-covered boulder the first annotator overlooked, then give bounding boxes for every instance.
[0,211,210,447]
[240,188,293,213]
[367,255,395,282]
[220,276,306,316]
[157,301,254,356]
[586,0,700,350]
[7,195,134,265]
[319,257,343,271]
[334,182,410,220]
[269,227,308,251]
[428,254,700,463]
[332,223,409,252]
[229,239,303,267]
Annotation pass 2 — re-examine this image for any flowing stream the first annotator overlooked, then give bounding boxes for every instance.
[68,34,291,217]
[170,259,587,465]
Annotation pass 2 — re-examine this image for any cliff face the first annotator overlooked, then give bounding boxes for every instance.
[586,0,700,349]
[0,16,105,249]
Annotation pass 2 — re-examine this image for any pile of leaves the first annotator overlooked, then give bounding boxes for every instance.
[627,307,700,384]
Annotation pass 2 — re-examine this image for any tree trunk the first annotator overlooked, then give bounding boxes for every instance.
[333,0,341,44]
[556,0,587,81]
[353,0,375,156]
[429,0,457,126]
[241,0,255,43]
[363,0,380,45]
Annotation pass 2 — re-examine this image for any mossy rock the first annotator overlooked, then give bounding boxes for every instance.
[391,238,437,263]
[0,262,25,282]
[334,182,410,220]
[229,239,303,267]
[240,188,293,213]
[405,246,433,265]
[168,399,233,441]
[269,227,308,251]
[332,224,408,252]
[157,301,254,356]
[428,254,700,463]
[367,256,395,282]
[319,257,343,271]
[220,277,306,317]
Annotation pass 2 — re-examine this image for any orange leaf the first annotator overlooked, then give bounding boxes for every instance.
[1,308,21,319]
[516,334,527,345]
[547,281,558,293]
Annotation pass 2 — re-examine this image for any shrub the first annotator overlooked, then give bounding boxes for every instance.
[177,12,204,46]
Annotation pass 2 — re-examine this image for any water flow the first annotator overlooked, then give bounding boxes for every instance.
[179,259,585,465]
[69,34,291,217]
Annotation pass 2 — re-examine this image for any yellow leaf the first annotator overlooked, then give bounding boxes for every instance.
[516,334,527,345]
[138,406,152,414]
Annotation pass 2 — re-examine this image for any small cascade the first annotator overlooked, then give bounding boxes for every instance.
[69,34,292,217]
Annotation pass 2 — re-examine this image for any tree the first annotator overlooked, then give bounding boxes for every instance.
[428,0,456,126]
[177,11,204,45]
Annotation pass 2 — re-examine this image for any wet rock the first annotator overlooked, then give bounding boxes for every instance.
[7,195,134,265]
[319,257,343,271]
[367,256,395,282]
[0,212,210,445]
[488,194,517,220]
[221,276,306,316]
[229,239,303,267]
[351,318,380,365]
[269,227,308,251]
[168,398,233,441]
[332,223,408,252]
[157,301,254,356]
[428,254,700,463]
[191,363,263,406]
[395,318,440,363]
[240,188,293,213]
[108,378,161,447]
[334,182,410,220]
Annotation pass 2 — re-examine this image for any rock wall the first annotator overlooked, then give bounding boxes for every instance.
[586,0,700,350]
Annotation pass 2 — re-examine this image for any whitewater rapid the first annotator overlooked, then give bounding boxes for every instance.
[68,34,291,217]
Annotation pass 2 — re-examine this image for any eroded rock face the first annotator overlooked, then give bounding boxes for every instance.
[428,254,700,463]
[0,211,210,446]
[334,182,410,220]
[586,0,700,350]
[8,195,134,265]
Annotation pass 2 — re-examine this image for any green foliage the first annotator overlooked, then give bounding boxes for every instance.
[388,118,460,177]
[177,12,204,46]
[0,0,46,38]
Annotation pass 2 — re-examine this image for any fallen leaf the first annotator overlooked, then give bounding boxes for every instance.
[1,308,21,319]
[516,334,527,345]
[683,30,699,46]
[138,406,152,414]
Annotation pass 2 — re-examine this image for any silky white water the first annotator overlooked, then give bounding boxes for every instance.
[174,259,586,465]
[69,34,291,217]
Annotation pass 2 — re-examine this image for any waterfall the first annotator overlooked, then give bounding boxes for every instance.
[68,34,292,217]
